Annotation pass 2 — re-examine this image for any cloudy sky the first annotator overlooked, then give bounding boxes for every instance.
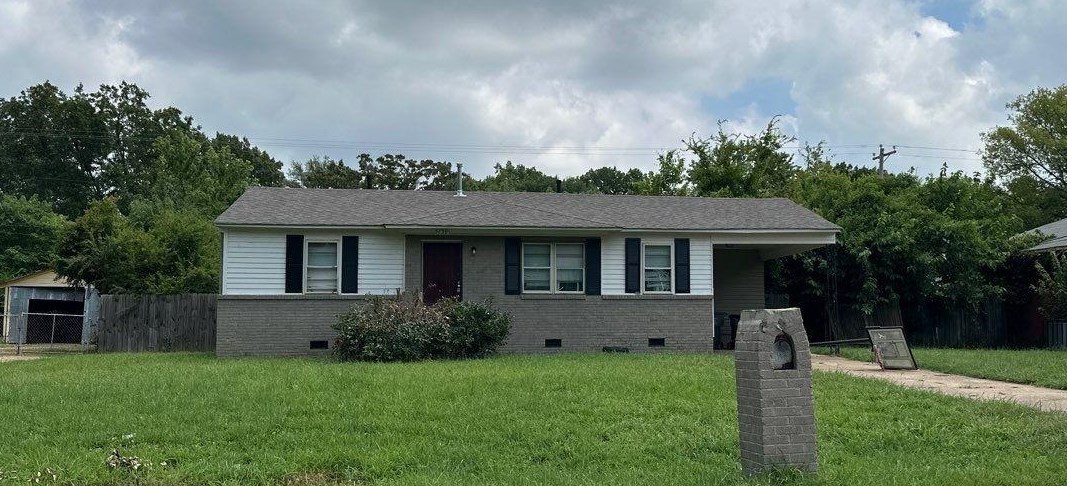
[1,0,1064,177]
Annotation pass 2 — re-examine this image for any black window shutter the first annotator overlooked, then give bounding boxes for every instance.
[624,237,641,293]
[585,238,601,295]
[504,237,521,295]
[341,236,359,294]
[675,238,690,294]
[285,234,304,294]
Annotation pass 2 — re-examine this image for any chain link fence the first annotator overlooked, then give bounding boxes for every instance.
[1,312,90,355]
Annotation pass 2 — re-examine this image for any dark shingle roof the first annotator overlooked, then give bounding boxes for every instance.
[1028,217,1067,251]
[215,187,840,232]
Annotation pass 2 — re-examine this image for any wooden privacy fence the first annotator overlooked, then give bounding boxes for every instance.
[97,294,216,352]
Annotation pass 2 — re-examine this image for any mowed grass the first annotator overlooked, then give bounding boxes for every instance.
[818,346,1067,390]
[2,354,1067,485]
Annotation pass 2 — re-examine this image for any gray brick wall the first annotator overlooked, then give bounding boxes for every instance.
[734,308,818,474]
[216,295,371,357]
[217,235,771,356]
[408,235,714,353]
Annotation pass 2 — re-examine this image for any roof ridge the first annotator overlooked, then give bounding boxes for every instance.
[251,186,795,202]
[483,193,620,228]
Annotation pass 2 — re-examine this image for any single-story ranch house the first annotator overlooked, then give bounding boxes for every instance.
[214,187,839,357]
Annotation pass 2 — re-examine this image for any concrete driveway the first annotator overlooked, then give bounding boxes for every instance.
[813,354,1067,414]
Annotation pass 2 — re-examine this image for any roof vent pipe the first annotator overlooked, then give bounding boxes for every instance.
[454,163,466,197]
[555,178,562,193]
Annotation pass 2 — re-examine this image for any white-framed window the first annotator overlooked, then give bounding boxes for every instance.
[522,243,552,292]
[643,243,672,293]
[555,243,585,293]
[522,242,585,293]
[305,240,340,293]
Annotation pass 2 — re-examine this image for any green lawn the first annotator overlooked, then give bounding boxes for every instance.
[817,346,1067,390]
[2,353,1067,485]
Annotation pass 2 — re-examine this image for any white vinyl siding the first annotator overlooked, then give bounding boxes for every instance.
[358,232,406,295]
[222,229,405,295]
[690,238,713,295]
[601,235,627,295]
[601,234,713,296]
[223,231,287,295]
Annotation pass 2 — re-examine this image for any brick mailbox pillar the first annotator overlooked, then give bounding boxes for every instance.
[734,308,817,474]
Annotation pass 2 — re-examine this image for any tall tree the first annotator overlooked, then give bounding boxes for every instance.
[288,155,363,188]
[686,118,797,198]
[570,166,644,195]
[146,131,253,217]
[89,82,198,202]
[211,133,284,187]
[0,195,68,281]
[636,150,689,196]
[0,82,109,217]
[983,85,1067,224]
[55,198,220,294]
[358,154,457,190]
[475,161,557,192]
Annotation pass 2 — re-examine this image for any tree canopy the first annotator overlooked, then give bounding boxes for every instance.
[0,79,1063,343]
[983,85,1067,226]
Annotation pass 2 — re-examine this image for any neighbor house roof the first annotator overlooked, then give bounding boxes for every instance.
[0,270,73,289]
[215,187,841,232]
[1027,217,1067,252]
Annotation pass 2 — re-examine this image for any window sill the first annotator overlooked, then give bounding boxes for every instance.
[602,294,713,300]
[220,294,392,301]
[520,294,588,300]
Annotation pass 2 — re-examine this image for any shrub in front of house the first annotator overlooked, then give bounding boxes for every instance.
[438,298,511,358]
[333,294,450,362]
[333,294,511,362]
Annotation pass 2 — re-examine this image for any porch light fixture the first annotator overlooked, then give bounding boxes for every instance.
[471,246,477,256]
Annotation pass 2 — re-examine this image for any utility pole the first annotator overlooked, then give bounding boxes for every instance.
[872,144,897,175]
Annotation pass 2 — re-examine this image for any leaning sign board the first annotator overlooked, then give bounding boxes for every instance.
[866,326,917,370]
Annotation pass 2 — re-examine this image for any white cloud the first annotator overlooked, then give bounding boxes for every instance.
[0,0,1063,176]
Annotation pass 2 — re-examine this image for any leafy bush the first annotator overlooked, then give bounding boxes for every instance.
[333,294,510,362]
[1036,251,1067,321]
[438,298,511,358]
[333,294,450,362]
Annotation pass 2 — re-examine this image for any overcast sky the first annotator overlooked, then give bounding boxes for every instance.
[1,0,1064,177]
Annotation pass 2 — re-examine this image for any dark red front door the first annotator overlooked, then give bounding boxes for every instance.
[423,242,463,304]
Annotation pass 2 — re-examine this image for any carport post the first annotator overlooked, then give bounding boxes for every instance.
[50,314,57,349]
[16,313,23,356]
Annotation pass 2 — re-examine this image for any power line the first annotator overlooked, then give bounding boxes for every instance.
[0,128,984,157]
[891,144,980,154]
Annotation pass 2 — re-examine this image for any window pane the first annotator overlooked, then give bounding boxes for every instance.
[307,242,337,267]
[644,268,671,292]
[523,244,551,267]
[524,268,550,291]
[645,245,671,268]
[307,267,338,292]
[555,244,584,269]
[306,242,338,292]
[557,268,584,292]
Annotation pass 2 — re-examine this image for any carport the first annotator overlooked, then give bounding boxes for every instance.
[1,270,99,348]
